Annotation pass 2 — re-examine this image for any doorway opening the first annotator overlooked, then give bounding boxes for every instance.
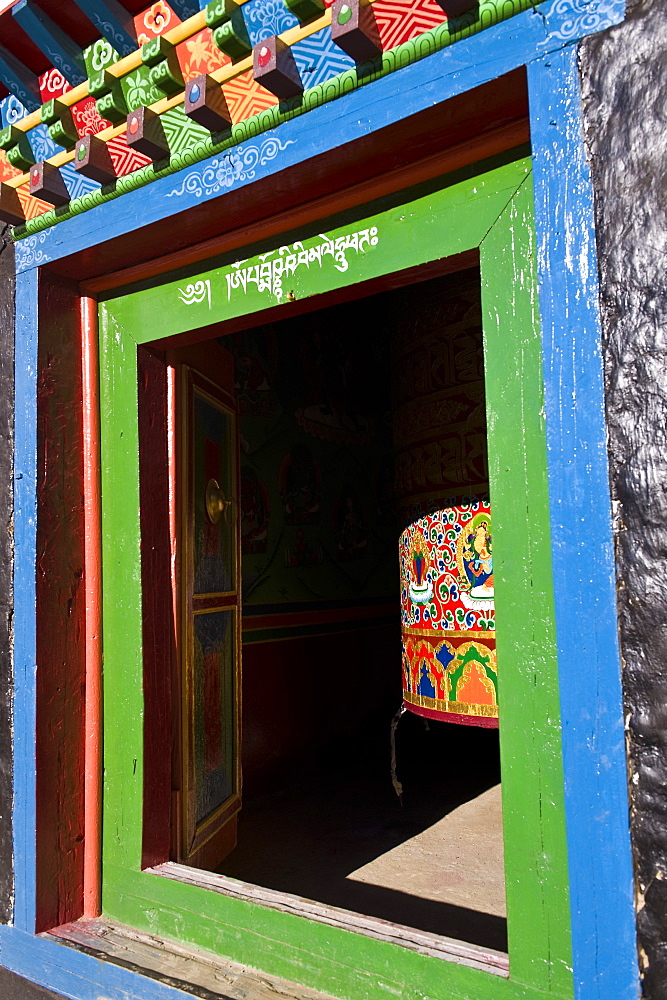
[146,264,505,953]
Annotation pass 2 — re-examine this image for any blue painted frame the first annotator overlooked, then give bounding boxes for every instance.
[528,46,638,998]
[8,1,639,998]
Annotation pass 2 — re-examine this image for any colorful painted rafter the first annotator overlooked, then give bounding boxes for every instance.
[0,0,537,234]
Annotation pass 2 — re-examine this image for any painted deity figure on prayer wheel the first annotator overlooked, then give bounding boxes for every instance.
[399,496,498,727]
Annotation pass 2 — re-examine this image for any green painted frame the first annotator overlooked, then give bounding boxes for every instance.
[98,156,574,1000]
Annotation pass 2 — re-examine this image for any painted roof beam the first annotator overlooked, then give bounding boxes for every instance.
[69,0,138,57]
[0,45,41,112]
[12,0,87,86]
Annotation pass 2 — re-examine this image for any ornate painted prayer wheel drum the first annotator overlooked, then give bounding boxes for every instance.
[399,497,498,727]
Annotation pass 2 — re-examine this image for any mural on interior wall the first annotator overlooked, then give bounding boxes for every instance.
[232,272,491,630]
[229,302,396,608]
[391,275,489,526]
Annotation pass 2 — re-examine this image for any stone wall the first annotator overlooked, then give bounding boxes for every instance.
[579,4,667,994]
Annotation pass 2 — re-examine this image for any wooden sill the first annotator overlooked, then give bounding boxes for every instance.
[47,866,508,996]
[48,917,343,1000]
[48,868,509,998]
[150,862,510,977]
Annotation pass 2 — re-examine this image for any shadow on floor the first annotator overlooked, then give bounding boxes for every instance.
[222,710,507,952]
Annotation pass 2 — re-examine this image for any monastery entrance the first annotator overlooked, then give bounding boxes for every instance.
[148,265,506,952]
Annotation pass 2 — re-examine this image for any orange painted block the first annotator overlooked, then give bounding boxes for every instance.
[222,70,280,125]
[17,186,53,221]
[0,149,20,183]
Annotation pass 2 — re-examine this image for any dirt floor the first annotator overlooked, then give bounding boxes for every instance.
[223,713,507,952]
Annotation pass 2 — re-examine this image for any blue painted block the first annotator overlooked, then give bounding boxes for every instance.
[69,0,137,57]
[27,123,58,164]
[291,28,355,90]
[61,161,101,200]
[244,0,299,45]
[12,0,86,86]
[0,45,40,112]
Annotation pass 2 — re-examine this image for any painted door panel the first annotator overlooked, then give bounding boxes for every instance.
[174,342,241,869]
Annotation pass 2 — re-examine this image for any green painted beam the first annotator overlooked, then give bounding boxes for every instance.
[106,159,530,343]
[99,308,144,873]
[480,177,572,995]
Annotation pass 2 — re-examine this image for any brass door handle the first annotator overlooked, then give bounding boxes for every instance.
[205,478,233,525]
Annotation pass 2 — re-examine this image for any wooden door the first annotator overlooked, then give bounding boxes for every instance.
[172,341,241,869]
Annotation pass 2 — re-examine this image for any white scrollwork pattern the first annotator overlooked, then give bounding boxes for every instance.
[243,0,299,42]
[91,39,117,72]
[166,137,296,199]
[15,230,55,270]
[3,95,27,126]
[545,0,622,40]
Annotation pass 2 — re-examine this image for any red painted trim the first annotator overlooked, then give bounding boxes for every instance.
[167,360,180,861]
[404,702,499,729]
[81,296,102,918]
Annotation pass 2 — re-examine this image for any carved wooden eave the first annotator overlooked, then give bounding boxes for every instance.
[0,0,540,237]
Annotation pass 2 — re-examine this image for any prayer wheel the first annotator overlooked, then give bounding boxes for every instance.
[399,496,498,726]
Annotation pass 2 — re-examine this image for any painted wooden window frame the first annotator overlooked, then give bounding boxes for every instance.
[98,156,573,1000]
[7,12,639,1000]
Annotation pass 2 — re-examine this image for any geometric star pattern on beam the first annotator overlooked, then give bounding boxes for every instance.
[222,70,279,124]
[161,106,208,156]
[373,0,446,49]
[107,134,152,177]
[291,28,355,89]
